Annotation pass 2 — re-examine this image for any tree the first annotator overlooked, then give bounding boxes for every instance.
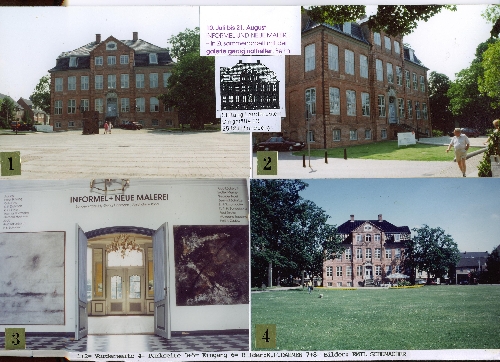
[306,5,456,37]
[479,40,500,108]
[481,5,500,38]
[0,97,17,128]
[250,179,342,287]
[404,225,460,284]
[167,27,200,61]
[483,245,500,283]
[30,75,51,114]
[428,71,454,132]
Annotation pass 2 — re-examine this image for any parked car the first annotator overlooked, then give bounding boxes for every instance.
[449,128,480,138]
[11,121,35,132]
[256,137,305,151]
[121,121,143,130]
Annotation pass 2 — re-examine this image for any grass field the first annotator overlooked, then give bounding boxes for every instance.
[251,286,500,350]
[292,141,482,161]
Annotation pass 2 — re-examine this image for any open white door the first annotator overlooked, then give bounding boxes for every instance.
[153,223,171,339]
[76,225,88,340]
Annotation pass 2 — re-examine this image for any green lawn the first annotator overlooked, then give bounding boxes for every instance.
[251,286,500,350]
[293,141,482,161]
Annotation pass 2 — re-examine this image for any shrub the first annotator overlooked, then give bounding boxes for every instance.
[432,129,444,137]
[478,130,500,177]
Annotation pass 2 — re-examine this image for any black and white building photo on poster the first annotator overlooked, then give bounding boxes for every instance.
[216,56,285,133]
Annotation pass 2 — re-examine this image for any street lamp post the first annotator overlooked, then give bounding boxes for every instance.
[306,109,311,168]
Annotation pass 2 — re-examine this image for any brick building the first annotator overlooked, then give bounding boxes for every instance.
[270,16,431,149]
[17,97,49,125]
[323,214,411,287]
[48,32,178,130]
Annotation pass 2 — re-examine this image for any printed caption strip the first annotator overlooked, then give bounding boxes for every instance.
[0,152,21,176]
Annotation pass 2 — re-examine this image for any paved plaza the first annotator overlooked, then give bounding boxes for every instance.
[252,136,488,179]
[0,129,251,179]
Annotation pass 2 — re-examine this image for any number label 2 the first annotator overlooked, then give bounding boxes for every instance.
[256,151,278,176]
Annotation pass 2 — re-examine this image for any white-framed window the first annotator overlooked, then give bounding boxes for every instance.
[420,75,425,92]
[305,43,315,72]
[164,103,172,112]
[387,63,393,83]
[80,99,89,112]
[149,53,158,64]
[68,121,75,127]
[95,75,103,90]
[95,56,103,66]
[120,55,129,64]
[361,92,370,116]
[55,77,63,92]
[337,282,343,287]
[163,72,171,87]
[396,66,402,86]
[365,234,372,242]
[54,100,62,114]
[350,129,358,141]
[333,129,341,142]
[120,98,130,113]
[394,234,401,242]
[381,129,387,139]
[343,22,351,34]
[360,54,368,78]
[405,70,410,88]
[395,265,401,273]
[326,266,333,277]
[345,248,352,260]
[307,130,315,143]
[378,95,386,117]
[328,43,339,71]
[356,248,362,259]
[407,100,413,118]
[329,87,340,115]
[108,74,116,89]
[345,49,354,75]
[165,119,173,126]
[365,128,371,139]
[413,73,418,90]
[394,41,400,54]
[81,76,89,90]
[346,266,352,277]
[385,249,392,259]
[150,97,159,112]
[107,56,116,65]
[356,235,362,243]
[375,266,382,276]
[398,98,405,118]
[135,97,145,112]
[395,248,401,258]
[152,119,159,126]
[55,122,61,128]
[416,101,421,119]
[375,248,381,259]
[374,234,381,242]
[95,98,103,113]
[106,41,117,50]
[374,32,381,46]
[336,266,343,277]
[422,103,428,120]
[376,59,383,81]
[347,282,353,287]
[327,282,332,287]
[136,74,144,88]
[68,76,76,91]
[384,36,391,51]
[305,88,316,115]
[365,225,372,231]
[356,265,363,276]
[346,90,356,116]
[69,56,78,68]
[67,99,76,114]
[386,265,392,274]
[150,73,158,88]
[121,74,129,88]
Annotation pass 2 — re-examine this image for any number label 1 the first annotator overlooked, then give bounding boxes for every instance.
[255,324,276,348]
[5,328,26,350]
[1,152,21,176]
[256,151,278,176]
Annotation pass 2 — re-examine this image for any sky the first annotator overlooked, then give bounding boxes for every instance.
[299,178,500,254]
[0,5,493,102]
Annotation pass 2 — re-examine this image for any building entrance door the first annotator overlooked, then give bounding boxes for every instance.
[365,266,373,280]
[106,98,118,117]
[388,102,397,123]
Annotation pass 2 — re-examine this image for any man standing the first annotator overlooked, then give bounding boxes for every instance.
[446,128,470,177]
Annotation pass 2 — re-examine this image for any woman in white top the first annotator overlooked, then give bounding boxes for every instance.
[446,128,470,177]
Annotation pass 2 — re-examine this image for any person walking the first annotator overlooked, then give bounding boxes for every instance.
[109,122,113,134]
[104,121,109,135]
[446,128,470,177]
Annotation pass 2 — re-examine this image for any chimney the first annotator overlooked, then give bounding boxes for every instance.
[350,215,354,222]
[257,60,260,64]
[378,214,383,222]
[133,32,138,41]
[96,34,101,43]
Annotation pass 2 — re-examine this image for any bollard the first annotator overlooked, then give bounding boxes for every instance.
[344,148,347,160]
[303,154,306,168]
[325,151,328,164]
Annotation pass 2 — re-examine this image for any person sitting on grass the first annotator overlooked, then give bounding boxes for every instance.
[446,128,470,177]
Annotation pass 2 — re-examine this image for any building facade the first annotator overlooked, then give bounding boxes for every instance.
[48,32,178,130]
[323,214,411,287]
[17,97,49,125]
[272,16,430,148]
[455,251,489,284]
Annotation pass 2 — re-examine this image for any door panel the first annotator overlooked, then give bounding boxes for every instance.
[153,223,170,339]
[108,269,125,314]
[76,225,88,340]
[107,268,144,315]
